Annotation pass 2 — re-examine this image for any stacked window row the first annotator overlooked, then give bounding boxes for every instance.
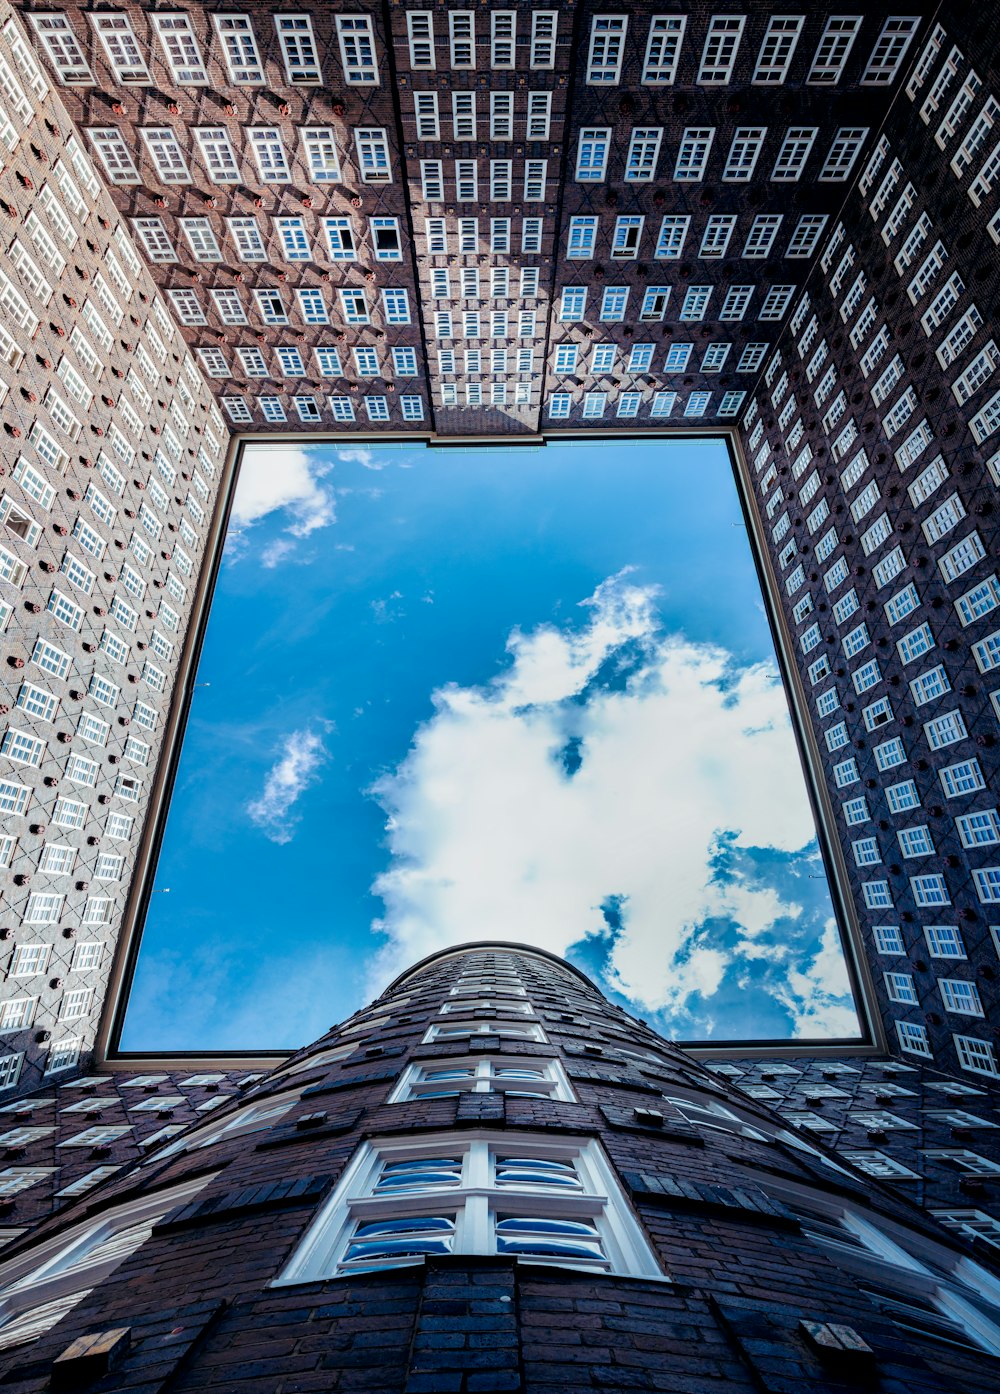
[745,192,999,1071]
[0,23,224,1081]
[563,211,830,263]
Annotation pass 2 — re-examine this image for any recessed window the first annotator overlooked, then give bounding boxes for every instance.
[275,1132,661,1282]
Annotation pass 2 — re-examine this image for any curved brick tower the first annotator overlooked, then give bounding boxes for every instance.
[1,943,1000,1393]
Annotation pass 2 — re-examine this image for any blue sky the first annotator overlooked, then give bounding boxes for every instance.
[121,438,860,1051]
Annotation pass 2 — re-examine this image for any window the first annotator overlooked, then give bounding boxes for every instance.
[89,13,150,83]
[698,15,745,84]
[248,128,290,183]
[276,15,321,84]
[820,128,869,181]
[86,127,140,185]
[649,216,689,263]
[391,1058,574,1104]
[862,18,920,86]
[675,128,714,181]
[0,1175,212,1352]
[600,287,628,322]
[355,129,391,184]
[530,12,557,69]
[700,214,736,258]
[141,127,191,184]
[586,16,628,86]
[895,1020,932,1057]
[954,1035,999,1077]
[490,11,516,69]
[759,286,795,321]
[625,128,662,183]
[221,218,264,264]
[724,128,766,181]
[337,13,379,83]
[679,286,711,321]
[808,16,862,84]
[153,13,208,84]
[276,1132,660,1282]
[576,129,610,182]
[741,215,780,259]
[31,15,94,85]
[754,16,803,84]
[873,925,904,955]
[214,15,264,85]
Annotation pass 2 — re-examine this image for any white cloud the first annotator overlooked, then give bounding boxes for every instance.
[247,728,329,844]
[336,447,377,468]
[231,445,336,561]
[774,917,858,1039]
[368,571,856,1037]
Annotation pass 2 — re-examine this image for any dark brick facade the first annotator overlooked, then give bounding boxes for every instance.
[1,945,999,1392]
[0,0,229,1095]
[0,0,997,1272]
[738,3,1000,1079]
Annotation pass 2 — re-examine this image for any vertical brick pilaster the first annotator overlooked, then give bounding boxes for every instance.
[405,1259,522,1394]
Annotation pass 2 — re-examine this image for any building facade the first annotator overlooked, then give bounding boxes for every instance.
[0,944,999,1389]
[0,0,996,1301]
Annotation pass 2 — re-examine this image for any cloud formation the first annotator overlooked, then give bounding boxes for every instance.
[369,571,857,1039]
[247,728,329,844]
[233,445,335,534]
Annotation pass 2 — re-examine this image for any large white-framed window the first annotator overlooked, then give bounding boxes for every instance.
[274,1131,662,1282]
[423,1018,546,1044]
[213,14,265,85]
[586,16,628,86]
[88,13,150,84]
[790,1191,1000,1357]
[0,1174,213,1352]
[576,128,610,182]
[698,15,745,84]
[389,1057,574,1104]
[808,16,862,84]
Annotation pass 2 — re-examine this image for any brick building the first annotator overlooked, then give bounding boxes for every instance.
[0,0,998,1376]
[0,944,997,1391]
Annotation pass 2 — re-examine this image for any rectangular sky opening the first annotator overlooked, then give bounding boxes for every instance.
[120,437,863,1052]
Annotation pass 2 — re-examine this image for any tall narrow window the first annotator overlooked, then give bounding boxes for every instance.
[753,16,803,84]
[248,128,290,182]
[301,128,341,183]
[808,16,863,85]
[642,16,686,85]
[723,127,766,181]
[530,13,557,69]
[213,15,265,85]
[625,128,662,181]
[355,129,391,183]
[526,93,552,140]
[153,14,208,84]
[612,216,644,259]
[698,15,746,84]
[336,16,379,85]
[491,12,516,69]
[414,92,439,140]
[89,14,151,84]
[576,129,611,182]
[586,16,627,85]
[674,128,715,181]
[450,13,475,68]
[275,16,322,84]
[407,12,435,70]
